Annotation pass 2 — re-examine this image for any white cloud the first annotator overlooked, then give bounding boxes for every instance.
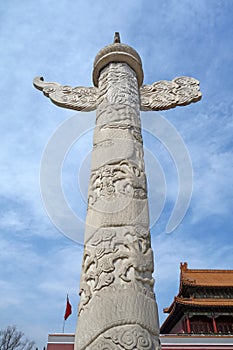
[0,1,232,348]
[0,210,27,231]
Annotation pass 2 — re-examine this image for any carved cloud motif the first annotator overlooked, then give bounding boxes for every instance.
[140,76,202,111]
[33,77,97,111]
[33,75,201,113]
[104,325,153,350]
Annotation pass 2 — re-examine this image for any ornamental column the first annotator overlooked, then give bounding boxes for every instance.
[33,32,201,350]
[76,33,161,350]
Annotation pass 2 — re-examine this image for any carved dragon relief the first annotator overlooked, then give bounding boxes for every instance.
[94,124,143,145]
[97,63,139,107]
[34,36,202,350]
[33,76,201,112]
[78,225,155,315]
[87,161,147,207]
[96,103,140,127]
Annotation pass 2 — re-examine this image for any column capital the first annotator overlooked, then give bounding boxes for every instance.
[93,33,144,87]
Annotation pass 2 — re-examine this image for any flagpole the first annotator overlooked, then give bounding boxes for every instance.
[63,294,72,334]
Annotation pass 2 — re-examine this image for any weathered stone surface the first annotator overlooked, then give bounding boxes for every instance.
[75,61,160,350]
[33,77,97,111]
[33,33,202,350]
[140,77,201,111]
[33,75,201,113]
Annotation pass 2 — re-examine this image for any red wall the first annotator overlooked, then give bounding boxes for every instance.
[170,317,185,334]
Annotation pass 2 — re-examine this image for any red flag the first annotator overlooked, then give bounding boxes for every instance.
[64,295,72,320]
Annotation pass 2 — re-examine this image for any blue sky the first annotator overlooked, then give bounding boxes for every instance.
[0,0,233,348]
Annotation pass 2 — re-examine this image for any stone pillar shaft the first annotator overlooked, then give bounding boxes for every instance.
[86,62,148,233]
[33,33,201,350]
[75,63,160,349]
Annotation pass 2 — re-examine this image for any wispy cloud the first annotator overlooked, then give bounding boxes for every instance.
[0,1,232,348]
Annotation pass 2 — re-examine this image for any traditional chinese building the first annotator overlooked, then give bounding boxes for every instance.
[46,263,233,350]
[47,333,233,350]
[160,262,233,335]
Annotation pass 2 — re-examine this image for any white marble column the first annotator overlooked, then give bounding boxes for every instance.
[33,33,201,350]
[75,61,160,350]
